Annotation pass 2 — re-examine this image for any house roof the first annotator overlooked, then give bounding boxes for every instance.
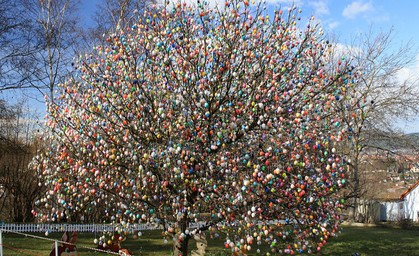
[399,180,419,199]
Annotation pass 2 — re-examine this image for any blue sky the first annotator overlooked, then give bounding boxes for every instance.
[80,0,419,44]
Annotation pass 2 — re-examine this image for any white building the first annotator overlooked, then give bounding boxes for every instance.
[401,181,419,222]
[380,199,404,222]
[380,181,419,222]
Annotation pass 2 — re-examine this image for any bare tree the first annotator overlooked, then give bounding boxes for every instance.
[331,28,419,221]
[0,0,39,91]
[0,0,81,102]
[0,143,45,222]
[0,101,45,222]
[0,100,16,142]
[90,0,154,39]
[29,0,81,100]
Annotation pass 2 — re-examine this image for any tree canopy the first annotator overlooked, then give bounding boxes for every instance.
[35,1,360,255]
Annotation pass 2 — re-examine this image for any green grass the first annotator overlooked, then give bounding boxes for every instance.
[2,225,419,255]
[321,225,419,256]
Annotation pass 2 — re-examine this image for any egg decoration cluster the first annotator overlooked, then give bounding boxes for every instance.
[34,0,359,254]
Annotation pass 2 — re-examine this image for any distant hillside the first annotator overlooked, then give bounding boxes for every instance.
[407,133,419,145]
[400,133,419,149]
[367,132,419,151]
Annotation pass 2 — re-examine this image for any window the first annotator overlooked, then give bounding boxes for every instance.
[399,203,403,209]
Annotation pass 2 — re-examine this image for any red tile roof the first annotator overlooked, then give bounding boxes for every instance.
[399,180,419,199]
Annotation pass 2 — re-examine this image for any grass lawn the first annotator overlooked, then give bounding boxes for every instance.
[2,225,419,255]
[321,225,419,256]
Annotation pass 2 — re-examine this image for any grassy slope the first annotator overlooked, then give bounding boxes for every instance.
[2,225,419,255]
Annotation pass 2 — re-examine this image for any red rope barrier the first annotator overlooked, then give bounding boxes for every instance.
[0,243,43,256]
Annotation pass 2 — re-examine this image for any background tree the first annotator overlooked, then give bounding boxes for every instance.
[35,1,358,255]
[0,0,81,101]
[85,0,155,45]
[24,0,82,100]
[0,0,37,91]
[330,29,419,221]
[0,100,45,222]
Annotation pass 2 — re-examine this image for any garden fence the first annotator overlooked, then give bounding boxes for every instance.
[0,222,205,233]
[0,223,154,233]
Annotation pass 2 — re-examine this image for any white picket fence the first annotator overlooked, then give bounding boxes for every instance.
[0,223,159,233]
[0,222,206,233]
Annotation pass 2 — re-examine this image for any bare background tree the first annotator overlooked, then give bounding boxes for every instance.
[332,28,419,222]
[0,0,38,91]
[15,0,82,101]
[0,100,45,222]
[92,0,153,38]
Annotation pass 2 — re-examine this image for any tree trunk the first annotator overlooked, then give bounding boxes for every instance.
[173,213,190,256]
[23,199,35,223]
[352,156,360,222]
[173,232,190,256]
[13,198,24,223]
[352,197,359,222]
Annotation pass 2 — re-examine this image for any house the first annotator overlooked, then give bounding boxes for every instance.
[356,199,381,223]
[379,181,419,222]
[410,163,419,173]
[400,180,419,222]
[379,199,404,222]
